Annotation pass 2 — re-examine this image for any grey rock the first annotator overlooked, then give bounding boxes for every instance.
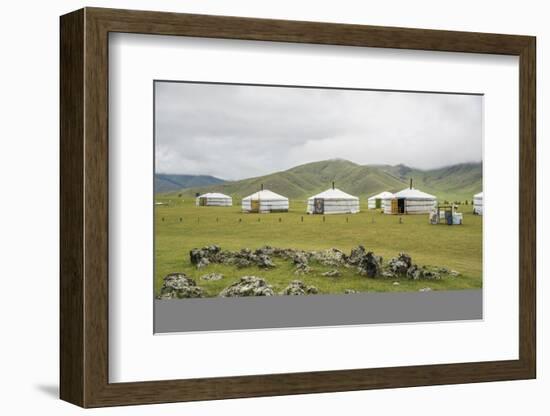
[388,252,412,275]
[357,251,382,278]
[449,270,461,277]
[200,273,224,281]
[348,245,367,266]
[419,287,433,292]
[344,289,359,294]
[280,280,318,295]
[219,276,274,297]
[157,273,204,299]
[311,248,347,266]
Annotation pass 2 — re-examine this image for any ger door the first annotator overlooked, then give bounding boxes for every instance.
[313,198,324,214]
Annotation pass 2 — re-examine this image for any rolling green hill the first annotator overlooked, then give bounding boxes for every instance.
[165,159,482,201]
[155,174,225,194]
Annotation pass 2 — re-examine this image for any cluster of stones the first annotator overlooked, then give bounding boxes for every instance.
[189,244,460,281]
[154,245,464,299]
[189,245,276,269]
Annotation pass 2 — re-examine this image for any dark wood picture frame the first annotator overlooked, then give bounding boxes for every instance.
[60,7,536,408]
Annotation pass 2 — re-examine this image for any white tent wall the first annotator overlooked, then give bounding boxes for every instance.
[404,199,437,214]
[473,192,483,215]
[242,199,289,213]
[368,192,394,209]
[241,189,289,213]
[195,193,233,207]
[306,198,360,214]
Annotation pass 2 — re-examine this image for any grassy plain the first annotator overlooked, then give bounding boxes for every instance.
[154,197,482,297]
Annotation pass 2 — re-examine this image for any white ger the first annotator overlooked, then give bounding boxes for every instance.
[242,188,289,213]
[383,181,437,215]
[307,184,360,215]
[473,192,483,215]
[195,192,233,207]
[367,191,394,209]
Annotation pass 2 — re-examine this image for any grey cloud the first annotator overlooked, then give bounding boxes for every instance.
[155,81,482,180]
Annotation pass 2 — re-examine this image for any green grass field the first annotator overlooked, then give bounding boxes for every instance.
[154,197,482,297]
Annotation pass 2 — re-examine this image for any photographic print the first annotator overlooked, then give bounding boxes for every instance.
[153,80,483,332]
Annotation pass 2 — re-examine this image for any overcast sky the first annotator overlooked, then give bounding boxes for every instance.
[155,81,482,180]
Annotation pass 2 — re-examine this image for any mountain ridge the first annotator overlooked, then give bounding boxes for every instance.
[158,159,482,201]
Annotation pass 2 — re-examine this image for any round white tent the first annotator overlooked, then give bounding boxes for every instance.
[473,192,483,215]
[383,187,436,215]
[307,188,360,215]
[368,191,394,209]
[242,189,289,213]
[195,192,232,207]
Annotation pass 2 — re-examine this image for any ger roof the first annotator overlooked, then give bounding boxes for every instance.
[368,191,394,200]
[242,189,288,200]
[198,192,232,198]
[393,188,436,200]
[308,188,359,200]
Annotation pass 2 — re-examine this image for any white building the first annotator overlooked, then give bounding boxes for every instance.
[242,189,289,213]
[195,192,232,207]
[367,191,394,209]
[307,188,360,215]
[383,187,437,215]
[473,192,483,215]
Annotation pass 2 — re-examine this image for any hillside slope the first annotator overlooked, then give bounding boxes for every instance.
[166,159,481,201]
[154,174,225,194]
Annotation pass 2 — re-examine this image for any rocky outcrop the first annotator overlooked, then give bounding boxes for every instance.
[219,276,274,297]
[157,273,204,299]
[280,280,318,295]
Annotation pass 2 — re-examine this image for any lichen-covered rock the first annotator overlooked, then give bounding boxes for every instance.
[344,289,359,294]
[219,276,274,297]
[357,251,382,278]
[280,280,318,295]
[322,269,341,278]
[311,248,347,266]
[387,252,412,275]
[189,245,223,268]
[294,262,311,275]
[381,271,397,278]
[200,273,224,281]
[449,270,461,277]
[419,287,432,292]
[157,273,204,299]
[256,254,275,268]
[407,264,422,280]
[348,245,367,266]
[420,270,441,280]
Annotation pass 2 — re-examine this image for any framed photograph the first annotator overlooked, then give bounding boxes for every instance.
[60,7,536,407]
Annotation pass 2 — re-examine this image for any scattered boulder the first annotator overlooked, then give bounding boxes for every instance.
[200,273,224,281]
[407,264,422,280]
[381,271,397,278]
[311,248,347,266]
[357,251,382,278]
[348,245,367,266]
[344,289,359,294]
[189,245,223,267]
[219,276,274,297]
[387,252,412,275]
[392,281,400,286]
[419,287,432,292]
[280,280,318,295]
[294,263,311,275]
[322,269,341,278]
[157,273,204,299]
[449,270,461,277]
